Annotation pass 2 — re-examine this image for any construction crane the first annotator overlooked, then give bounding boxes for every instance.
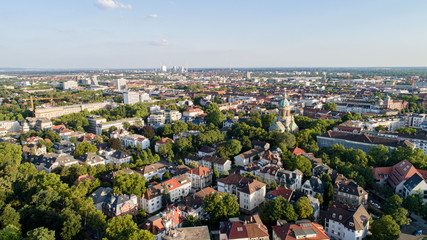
[24,95,76,110]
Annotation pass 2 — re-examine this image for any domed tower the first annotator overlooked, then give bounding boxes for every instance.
[278,93,291,121]
[269,92,298,133]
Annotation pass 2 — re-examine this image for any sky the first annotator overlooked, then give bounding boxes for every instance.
[1,0,427,69]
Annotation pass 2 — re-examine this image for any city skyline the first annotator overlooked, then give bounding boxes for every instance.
[2,0,427,68]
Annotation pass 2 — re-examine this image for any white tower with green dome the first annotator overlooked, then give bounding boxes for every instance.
[269,92,299,133]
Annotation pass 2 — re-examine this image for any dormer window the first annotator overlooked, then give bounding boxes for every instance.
[349,222,354,227]
[339,215,342,220]
[332,213,336,218]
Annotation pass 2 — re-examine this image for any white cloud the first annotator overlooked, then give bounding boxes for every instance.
[95,0,132,10]
[149,40,170,46]
[149,14,159,18]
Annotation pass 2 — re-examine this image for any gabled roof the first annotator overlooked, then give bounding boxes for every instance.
[272,222,329,240]
[268,187,294,201]
[292,147,307,156]
[187,166,211,177]
[403,174,424,191]
[322,204,370,231]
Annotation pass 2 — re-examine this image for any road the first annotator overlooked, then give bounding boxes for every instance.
[399,214,426,240]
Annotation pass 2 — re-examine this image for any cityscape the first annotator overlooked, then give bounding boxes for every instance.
[1,1,427,240]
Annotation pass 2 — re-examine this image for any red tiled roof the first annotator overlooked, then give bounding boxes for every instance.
[269,187,294,201]
[187,166,211,177]
[272,222,329,240]
[292,147,307,156]
[156,137,174,144]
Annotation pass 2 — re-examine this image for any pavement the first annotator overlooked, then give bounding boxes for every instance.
[399,214,427,240]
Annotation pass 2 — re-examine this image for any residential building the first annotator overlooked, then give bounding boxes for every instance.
[217,173,266,213]
[200,155,232,172]
[141,206,185,240]
[35,118,52,131]
[52,140,75,154]
[138,162,169,181]
[115,78,127,91]
[185,166,212,192]
[197,146,216,157]
[95,117,143,135]
[219,214,269,240]
[266,187,294,201]
[35,101,115,119]
[89,187,112,211]
[161,226,210,240]
[333,177,368,208]
[141,175,192,214]
[322,204,370,240]
[279,169,303,190]
[373,160,427,202]
[234,148,265,167]
[155,137,174,153]
[63,80,78,90]
[105,150,132,165]
[183,108,204,118]
[86,115,107,134]
[124,91,151,105]
[123,134,150,149]
[272,222,329,240]
[0,121,20,134]
[78,152,105,166]
[102,194,138,217]
[302,177,324,197]
[33,153,79,173]
[176,187,216,220]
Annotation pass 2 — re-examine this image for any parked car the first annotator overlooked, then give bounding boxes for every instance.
[413,229,422,236]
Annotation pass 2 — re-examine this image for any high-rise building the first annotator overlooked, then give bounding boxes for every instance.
[115,78,127,91]
[161,65,167,72]
[124,91,151,105]
[63,81,78,91]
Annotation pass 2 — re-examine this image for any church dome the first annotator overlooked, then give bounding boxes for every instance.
[280,93,290,107]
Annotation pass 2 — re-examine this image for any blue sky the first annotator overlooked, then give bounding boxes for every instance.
[1,0,427,68]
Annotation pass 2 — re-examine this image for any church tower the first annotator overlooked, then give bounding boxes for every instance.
[269,92,299,133]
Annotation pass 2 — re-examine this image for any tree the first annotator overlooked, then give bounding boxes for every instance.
[383,194,403,215]
[108,138,122,150]
[105,215,154,240]
[27,227,55,240]
[375,125,388,131]
[323,102,337,111]
[182,215,202,227]
[0,142,22,168]
[391,208,409,226]
[259,196,298,225]
[403,194,422,213]
[261,114,275,130]
[314,193,324,205]
[225,140,242,157]
[295,197,313,219]
[371,215,400,240]
[188,161,198,168]
[293,156,312,177]
[74,142,97,158]
[113,173,146,196]
[205,104,226,127]
[241,136,252,151]
[368,145,389,166]
[60,208,82,240]
[141,126,155,139]
[321,174,332,183]
[323,182,333,207]
[270,181,277,190]
[123,122,131,130]
[389,146,427,169]
[87,210,106,239]
[162,171,171,180]
[203,192,239,222]
[212,166,219,185]
[220,170,229,177]
[0,204,20,229]
[396,127,417,134]
[0,225,21,240]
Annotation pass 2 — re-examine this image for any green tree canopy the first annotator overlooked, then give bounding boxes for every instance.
[371,215,400,240]
[105,215,154,240]
[295,197,314,219]
[74,142,97,158]
[113,173,146,196]
[203,192,239,222]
